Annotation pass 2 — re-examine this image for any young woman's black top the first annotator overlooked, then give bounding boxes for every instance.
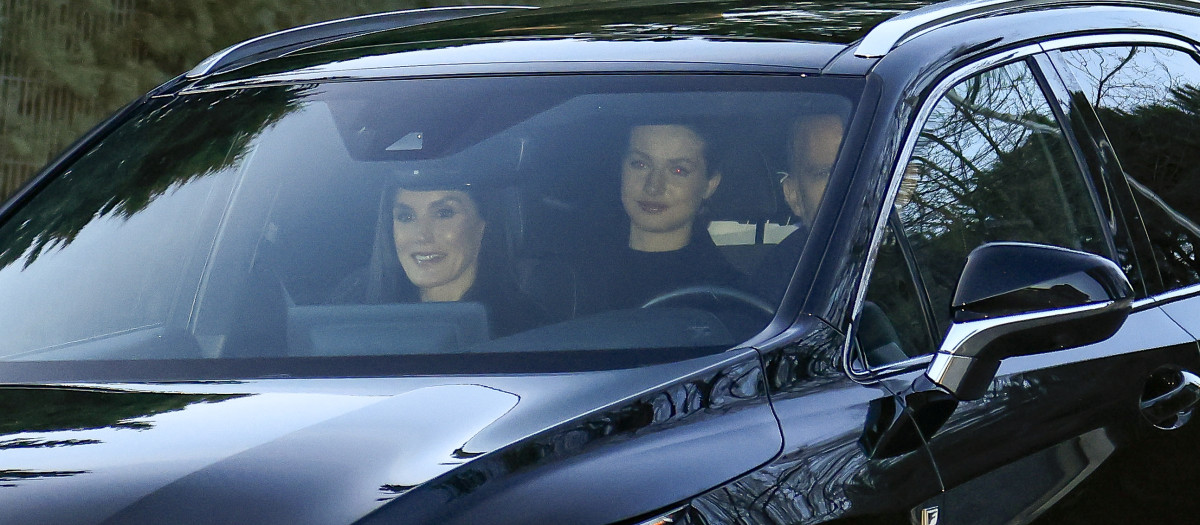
[574,230,743,314]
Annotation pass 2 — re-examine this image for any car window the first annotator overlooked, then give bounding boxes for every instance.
[0,75,861,369]
[892,59,1109,338]
[1056,45,1200,293]
[856,221,936,368]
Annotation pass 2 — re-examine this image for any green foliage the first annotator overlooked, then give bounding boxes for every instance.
[0,0,533,195]
[0,0,899,196]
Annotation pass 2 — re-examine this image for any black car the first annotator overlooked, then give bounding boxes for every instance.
[4,0,1200,523]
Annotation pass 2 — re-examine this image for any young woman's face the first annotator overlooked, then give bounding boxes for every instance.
[392,189,486,302]
[620,125,721,251]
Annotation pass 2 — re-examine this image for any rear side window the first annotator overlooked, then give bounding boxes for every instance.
[1056,45,1200,292]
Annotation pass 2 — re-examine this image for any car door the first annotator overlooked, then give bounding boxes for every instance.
[682,316,948,525]
[852,51,1200,524]
[1033,36,1200,523]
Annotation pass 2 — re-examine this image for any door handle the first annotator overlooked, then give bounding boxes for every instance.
[1140,368,1200,430]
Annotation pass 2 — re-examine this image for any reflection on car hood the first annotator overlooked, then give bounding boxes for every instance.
[0,349,773,524]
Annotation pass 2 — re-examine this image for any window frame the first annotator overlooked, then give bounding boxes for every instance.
[845,44,1118,381]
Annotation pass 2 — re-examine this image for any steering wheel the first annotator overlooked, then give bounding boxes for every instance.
[640,285,776,317]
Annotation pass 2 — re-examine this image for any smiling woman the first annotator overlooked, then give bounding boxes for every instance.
[330,174,548,338]
[392,189,487,302]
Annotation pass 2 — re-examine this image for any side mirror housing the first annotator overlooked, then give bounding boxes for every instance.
[926,242,1133,400]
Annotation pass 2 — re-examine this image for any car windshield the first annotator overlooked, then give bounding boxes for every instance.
[0,74,859,378]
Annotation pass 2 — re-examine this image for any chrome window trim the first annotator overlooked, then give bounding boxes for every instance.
[1039,33,1199,52]
[1135,283,1200,309]
[852,354,935,379]
[1133,296,1159,311]
[844,42,1044,382]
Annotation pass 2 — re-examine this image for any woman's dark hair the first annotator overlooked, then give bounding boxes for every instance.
[362,177,510,303]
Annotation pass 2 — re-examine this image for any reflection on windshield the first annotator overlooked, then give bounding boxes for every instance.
[0,75,859,370]
[0,86,309,270]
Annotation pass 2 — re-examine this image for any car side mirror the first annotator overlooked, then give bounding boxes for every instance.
[925,242,1133,400]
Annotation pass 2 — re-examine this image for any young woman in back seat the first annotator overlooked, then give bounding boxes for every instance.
[576,123,743,313]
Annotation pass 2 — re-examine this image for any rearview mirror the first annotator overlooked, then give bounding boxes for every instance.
[926,242,1133,400]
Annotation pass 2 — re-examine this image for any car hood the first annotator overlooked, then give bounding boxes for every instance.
[0,348,779,524]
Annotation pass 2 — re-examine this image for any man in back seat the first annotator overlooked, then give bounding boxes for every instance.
[750,113,846,303]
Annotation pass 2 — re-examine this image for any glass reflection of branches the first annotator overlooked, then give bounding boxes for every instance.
[1059,46,1200,290]
[0,86,310,270]
[330,1,922,46]
[899,61,1105,332]
[595,1,923,41]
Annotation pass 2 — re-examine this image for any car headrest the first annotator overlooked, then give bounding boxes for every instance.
[500,186,605,260]
[706,141,785,224]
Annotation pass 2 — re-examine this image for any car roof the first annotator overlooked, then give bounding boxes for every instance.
[181,0,1200,91]
[184,1,928,89]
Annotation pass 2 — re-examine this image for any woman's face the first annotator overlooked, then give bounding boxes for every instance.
[392,189,486,302]
[620,125,721,252]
